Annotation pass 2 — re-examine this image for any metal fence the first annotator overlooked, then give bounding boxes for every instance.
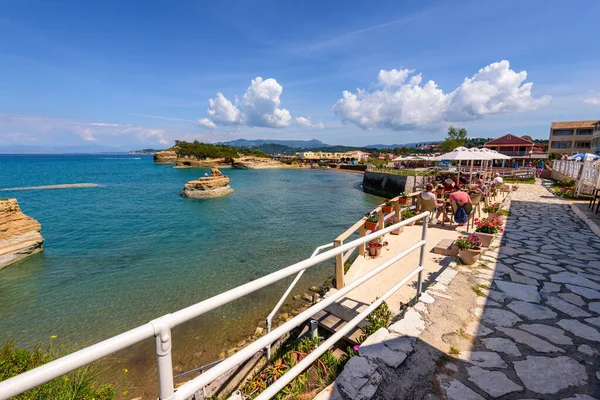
[0,212,431,400]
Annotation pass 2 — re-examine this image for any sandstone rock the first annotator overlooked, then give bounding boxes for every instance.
[153,149,178,163]
[0,199,44,270]
[181,175,234,198]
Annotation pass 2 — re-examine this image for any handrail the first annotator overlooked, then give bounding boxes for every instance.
[0,212,430,400]
[264,242,334,359]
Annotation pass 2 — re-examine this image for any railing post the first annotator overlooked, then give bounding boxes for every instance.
[310,319,319,339]
[414,212,429,305]
[151,318,175,400]
[334,239,345,289]
[377,209,385,230]
[265,318,272,360]
[358,225,366,256]
[395,200,401,220]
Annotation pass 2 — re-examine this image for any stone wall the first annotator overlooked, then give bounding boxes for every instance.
[362,171,418,197]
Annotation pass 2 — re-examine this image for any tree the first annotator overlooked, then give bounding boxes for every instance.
[440,126,467,152]
[400,146,411,156]
[392,147,403,156]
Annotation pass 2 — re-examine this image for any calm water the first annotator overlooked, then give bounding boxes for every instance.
[0,155,380,362]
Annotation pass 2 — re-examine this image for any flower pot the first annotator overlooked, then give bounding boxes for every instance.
[488,212,503,220]
[474,232,495,247]
[390,226,404,235]
[459,248,481,265]
[382,205,394,214]
[368,246,381,257]
[398,198,409,205]
[364,220,378,231]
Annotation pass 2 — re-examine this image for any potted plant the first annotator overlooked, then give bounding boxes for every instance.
[398,192,409,205]
[401,209,416,225]
[385,217,403,235]
[435,184,445,196]
[482,203,503,219]
[382,200,395,214]
[364,212,378,231]
[473,217,504,247]
[454,234,482,265]
[367,234,388,257]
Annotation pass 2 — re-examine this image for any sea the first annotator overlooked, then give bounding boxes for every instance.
[0,154,381,393]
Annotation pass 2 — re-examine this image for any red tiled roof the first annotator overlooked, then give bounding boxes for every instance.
[484,134,533,147]
[551,120,599,129]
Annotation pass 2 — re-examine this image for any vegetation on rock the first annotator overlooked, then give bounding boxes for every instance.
[174,140,270,159]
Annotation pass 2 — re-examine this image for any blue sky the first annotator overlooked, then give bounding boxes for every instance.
[1,0,600,150]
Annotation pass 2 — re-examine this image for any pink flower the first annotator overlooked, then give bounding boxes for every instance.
[353,345,360,351]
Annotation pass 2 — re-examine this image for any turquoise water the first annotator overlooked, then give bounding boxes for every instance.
[0,155,380,359]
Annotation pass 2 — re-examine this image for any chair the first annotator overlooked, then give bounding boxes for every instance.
[470,193,482,217]
[451,201,475,231]
[416,195,437,226]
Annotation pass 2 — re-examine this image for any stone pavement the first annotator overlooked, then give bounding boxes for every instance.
[438,183,600,399]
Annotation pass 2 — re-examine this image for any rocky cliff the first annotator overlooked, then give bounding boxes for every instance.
[153,150,178,164]
[181,175,234,198]
[0,199,44,270]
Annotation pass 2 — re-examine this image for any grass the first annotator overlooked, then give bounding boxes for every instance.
[504,178,535,184]
[449,346,461,355]
[0,339,116,400]
[471,285,486,297]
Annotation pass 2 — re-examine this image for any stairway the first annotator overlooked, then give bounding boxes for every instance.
[311,298,369,346]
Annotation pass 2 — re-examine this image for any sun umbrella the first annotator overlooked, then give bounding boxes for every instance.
[568,153,600,161]
[434,147,491,183]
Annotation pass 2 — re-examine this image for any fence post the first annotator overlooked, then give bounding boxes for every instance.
[358,225,366,256]
[334,239,345,289]
[151,318,175,400]
[377,209,385,230]
[414,213,429,305]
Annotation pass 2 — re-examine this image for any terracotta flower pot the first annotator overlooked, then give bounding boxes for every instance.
[368,246,381,257]
[365,221,377,231]
[474,232,495,247]
[459,248,481,265]
[382,205,394,214]
[390,226,404,235]
[488,212,503,220]
[398,198,409,205]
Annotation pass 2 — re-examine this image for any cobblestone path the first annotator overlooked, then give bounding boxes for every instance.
[441,183,600,399]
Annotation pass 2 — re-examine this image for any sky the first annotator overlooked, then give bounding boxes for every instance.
[1,0,600,151]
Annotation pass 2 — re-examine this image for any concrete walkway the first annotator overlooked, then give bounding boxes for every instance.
[437,182,600,399]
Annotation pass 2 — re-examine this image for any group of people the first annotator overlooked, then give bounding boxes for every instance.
[419,173,504,226]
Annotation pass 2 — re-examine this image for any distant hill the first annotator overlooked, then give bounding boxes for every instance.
[219,138,328,149]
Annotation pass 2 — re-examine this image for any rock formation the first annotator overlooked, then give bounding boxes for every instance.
[153,150,178,164]
[0,198,44,270]
[181,168,234,198]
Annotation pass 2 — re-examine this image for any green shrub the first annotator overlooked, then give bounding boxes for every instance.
[359,302,392,342]
[0,339,115,400]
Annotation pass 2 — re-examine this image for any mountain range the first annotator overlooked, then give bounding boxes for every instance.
[218,138,329,148]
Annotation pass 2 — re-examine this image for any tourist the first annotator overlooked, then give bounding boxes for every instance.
[471,179,488,199]
[421,183,445,221]
[492,172,503,187]
[449,187,471,226]
[443,178,455,192]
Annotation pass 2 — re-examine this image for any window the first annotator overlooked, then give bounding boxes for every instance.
[552,129,572,136]
[551,141,570,149]
[575,141,591,148]
[576,128,593,135]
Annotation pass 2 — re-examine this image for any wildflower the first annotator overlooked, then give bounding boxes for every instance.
[50,335,57,339]
[123,368,129,374]
[353,345,360,351]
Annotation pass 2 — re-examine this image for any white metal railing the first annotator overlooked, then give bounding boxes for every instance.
[0,212,430,400]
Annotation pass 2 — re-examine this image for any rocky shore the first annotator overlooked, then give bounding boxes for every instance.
[153,150,178,164]
[181,167,234,198]
[0,198,44,270]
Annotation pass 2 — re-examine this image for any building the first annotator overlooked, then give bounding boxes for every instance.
[548,120,600,154]
[483,134,547,160]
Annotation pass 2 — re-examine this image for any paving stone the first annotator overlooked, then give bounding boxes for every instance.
[507,300,557,320]
[495,281,541,303]
[419,291,435,304]
[562,395,598,400]
[442,379,484,400]
[578,344,598,357]
[382,333,414,354]
[336,357,382,400]
[497,327,565,353]
[520,324,574,345]
[514,356,587,394]
[509,273,539,286]
[360,327,389,348]
[466,366,522,397]
[546,296,591,318]
[516,268,546,280]
[557,319,600,342]
[541,282,562,293]
[566,284,600,300]
[464,321,493,337]
[585,317,600,328]
[551,272,600,290]
[358,342,407,368]
[481,308,522,327]
[413,302,428,314]
[429,291,453,301]
[436,268,458,286]
[487,290,506,303]
[388,310,424,341]
[588,301,600,314]
[476,297,500,308]
[514,262,548,274]
[558,292,586,307]
[481,337,521,356]
[458,351,507,368]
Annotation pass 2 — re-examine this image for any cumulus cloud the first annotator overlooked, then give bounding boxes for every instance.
[295,116,325,129]
[333,60,551,130]
[584,97,600,105]
[198,77,293,129]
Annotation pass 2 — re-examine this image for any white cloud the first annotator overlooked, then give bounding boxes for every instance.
[584,97,600,105]
[198,77,292,129]
[79,128,98,141]
[88,122,120,127]
[295,116,325,129]
[333,60,551,131]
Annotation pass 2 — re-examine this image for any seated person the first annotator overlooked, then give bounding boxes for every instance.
[420,183,445,221]
[443,178,456,192]
[449,188,471,226]
[492,172,503,187]
[470,178,488,198]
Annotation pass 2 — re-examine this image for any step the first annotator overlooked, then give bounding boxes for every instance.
[312,310,363,345]
[324,300,369,327]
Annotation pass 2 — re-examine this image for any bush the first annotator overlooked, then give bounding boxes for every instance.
[0,339,115,400]
[359,302,392,342]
